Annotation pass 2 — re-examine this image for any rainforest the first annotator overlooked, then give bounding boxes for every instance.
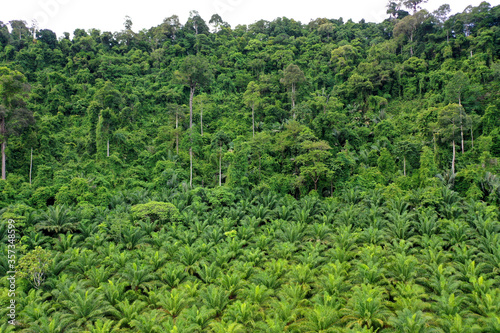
[0,1,500,332]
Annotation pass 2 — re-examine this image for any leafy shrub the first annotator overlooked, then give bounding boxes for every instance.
[205,187,236,207]
[30,186,57,208]
[131,201,180,224]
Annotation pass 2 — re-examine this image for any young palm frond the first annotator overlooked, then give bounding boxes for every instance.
[179,305,215,332]
[391,282,430,313]
[82,319,122,333]
[100,280,129,307]
[157,288,191,318]
[117,225,146,250]
[431,292,467,318]
[84,266,113,288]
[388,308,439,333]
[157,263,188,289]
[241,283,272,306]
[78,219,99,239]
[256,316,288,333]
[68,249,100,275]
[130,310,164,333]
[249,204,271,223]
[17,289,52,327]
[278,283,310,308]
[25,313,71,333]
[386,253,419,283]
[444,220,472,246]
[120,262,156,292]
[37,205,76,234]
[201,285,230,317]
[278,221,306,243]
[341,284,391,330]
[178,245,202,275]
[21,229,52,251]
[209,320,246,333]
[334,224,359,251]
[297,304,340,332]
[437,313,481,333]
[61,288,114,330]
[111,298,147,327]
[414,208,441,236]
[223,301,261,330]
[386,209,415,240]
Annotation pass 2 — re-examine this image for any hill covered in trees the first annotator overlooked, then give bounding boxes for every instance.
[0,1,500,332]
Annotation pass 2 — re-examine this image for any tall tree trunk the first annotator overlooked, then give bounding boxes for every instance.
[189,85,195,187]
[460,123,464,154]
[190,147,193,188]
[452,140,456,175]
[2,117,6,180]
[410,31,414,57]
[219,144,222,186]
[176,113,179,154]
[252,105,255,137]
[107,139,109,157]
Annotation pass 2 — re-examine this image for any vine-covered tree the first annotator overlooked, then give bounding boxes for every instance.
[281,64,306,118]
[0,67,33,179]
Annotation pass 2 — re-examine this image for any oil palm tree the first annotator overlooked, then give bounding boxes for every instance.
[130,310,164,333]
[120,262,156,292]
[157,288,191,318]
[36,205,76,234]
[201,285,230,317]
[111,298,146,328]
[82,319,122,333]
[341,284,392,330]
[61,288,114,330]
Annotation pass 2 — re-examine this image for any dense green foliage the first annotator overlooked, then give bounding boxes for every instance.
[0,2,500,331]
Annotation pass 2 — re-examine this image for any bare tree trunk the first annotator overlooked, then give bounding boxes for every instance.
[189,86,195,187]
[190,147,193,188]
[30,148,33,185]
[460,123,464,154]
[176,113,179,154]
[107,139,110,157]
[452,140,456,175]
[410,32,414,57]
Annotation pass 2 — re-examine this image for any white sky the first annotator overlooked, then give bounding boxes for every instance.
[1,0,498,38]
